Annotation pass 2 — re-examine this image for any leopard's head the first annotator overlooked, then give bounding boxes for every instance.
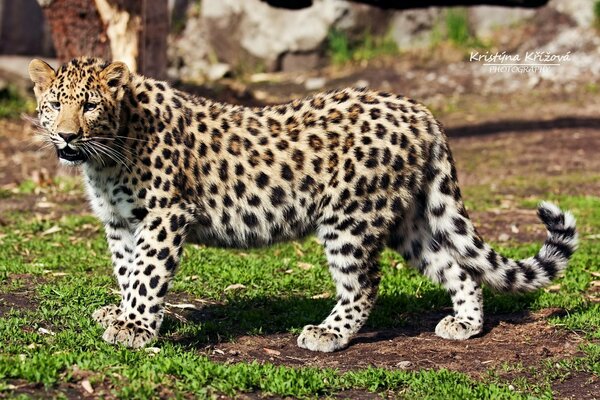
[28,57,130,166]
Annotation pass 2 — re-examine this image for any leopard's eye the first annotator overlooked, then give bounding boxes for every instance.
[50,101,60,111]
[83,102,97,112]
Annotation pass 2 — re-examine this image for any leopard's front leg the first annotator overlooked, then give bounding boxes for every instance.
[92,221,134,328]
[101,210,188,348]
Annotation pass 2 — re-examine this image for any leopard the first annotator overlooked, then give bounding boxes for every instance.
[28,56,578,352]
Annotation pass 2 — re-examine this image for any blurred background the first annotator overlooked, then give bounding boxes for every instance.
[0,0,599,231]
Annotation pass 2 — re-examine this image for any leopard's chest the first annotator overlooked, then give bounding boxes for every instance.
[83,167,140,226]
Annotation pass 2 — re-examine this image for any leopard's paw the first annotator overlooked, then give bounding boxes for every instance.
[435,315,481,340]
[92,304,122,329]
[297,324,349,352]
[102,320,155,348]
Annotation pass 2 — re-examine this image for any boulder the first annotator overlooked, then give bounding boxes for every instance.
[389,8,443,50]
[203,0,348,70]
[549,0,595,28]
[468,6,536,38]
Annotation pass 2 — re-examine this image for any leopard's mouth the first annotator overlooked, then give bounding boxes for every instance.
[57,145,87,162]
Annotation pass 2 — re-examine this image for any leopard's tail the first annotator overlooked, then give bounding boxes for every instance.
[462,202,578,293]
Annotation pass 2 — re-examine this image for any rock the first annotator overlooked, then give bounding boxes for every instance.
[280,52,321,73]
[304,76,326,91]
[549,0,595,28]
[0,55,59,98]
[206,63,231,81]
[354,79,369,88]
[202,0,349,70]
[389,8,443,50]
[167,10,214,82]
[498,233,510,242]
[170,0,350,78]
[469,6,536,38]
[395,360,413,369]
[334,3,392,39]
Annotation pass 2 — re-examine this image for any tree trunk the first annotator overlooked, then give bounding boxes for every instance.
[37,0,166,79]
[138,0,168,80]
[38,0,111,61]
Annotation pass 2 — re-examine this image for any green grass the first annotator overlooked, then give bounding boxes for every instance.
[428,8,489,53]
[445,9,472,46]
[0,191,598,397]
[327,28,398,65]
[0,86,36,118]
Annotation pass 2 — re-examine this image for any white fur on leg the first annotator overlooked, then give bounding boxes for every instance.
[297,324,349,352]
[92,304,122,329]
[435,315,481,340]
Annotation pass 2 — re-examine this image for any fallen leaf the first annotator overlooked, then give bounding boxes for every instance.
[311,292,330,299]
[297,262,314,270]
[545,284,561,293]
[263,348,281,356]
[284,269,294,274]
[41,226,61,236]
[293,242,304,257]
[81,379,94,394]
[36,201,56,209]
[37,327,55,336]
[166,302,197,310]
[224,283,246,291]
[395,360,413,369]
[144,347,161,355]
[585,295,600,303]
[213,348,225,355]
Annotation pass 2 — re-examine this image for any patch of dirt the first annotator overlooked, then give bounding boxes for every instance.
[450,128,600,195]
[0,274,46,316]
[470,208,545,244]
[331,389,386,399]
[0,192,89,221]
[0,291,39,315]
[553,372,600,400]
[205,308,584,377]
[4,378,117,400]
[3,381,85,400]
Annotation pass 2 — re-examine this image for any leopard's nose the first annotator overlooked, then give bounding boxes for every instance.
[58,132,80,143]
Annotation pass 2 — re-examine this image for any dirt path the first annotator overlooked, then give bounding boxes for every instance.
[203,308,584,376]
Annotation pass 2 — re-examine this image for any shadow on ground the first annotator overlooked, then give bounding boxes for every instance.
[154,291,585,377]
[445,116,600,138]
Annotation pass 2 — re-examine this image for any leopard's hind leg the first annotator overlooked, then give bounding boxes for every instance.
[297,210,387,352]
[390,140,485,340]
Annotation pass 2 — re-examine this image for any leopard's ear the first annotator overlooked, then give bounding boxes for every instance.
[28,59,56,99]
[100,61,130,96]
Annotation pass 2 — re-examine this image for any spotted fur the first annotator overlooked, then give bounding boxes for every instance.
[29,57,578,351]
